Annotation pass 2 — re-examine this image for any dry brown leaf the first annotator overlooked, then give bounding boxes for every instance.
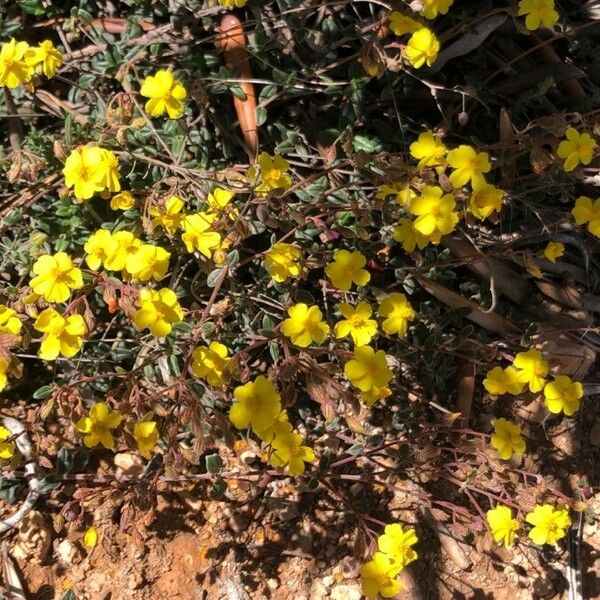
[443,235,535,306]
[217,15,258,161]
[415,273,520,335]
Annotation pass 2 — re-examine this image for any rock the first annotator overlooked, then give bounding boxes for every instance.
[339,556,360,579]
[322,575,334,588]
[266,578,279,590]
[330,583,362,600]
[240,450,258,465]
[309,579,328,600]
[114,452,144,476]
[11,511,52,564]
[57,538,83,565]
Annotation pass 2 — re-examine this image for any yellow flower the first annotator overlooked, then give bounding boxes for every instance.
[377,523,418,569]
[110,190,135,211]
[132,288,183,337]
[410,130,447,170]
[270,430,315,476]
[360,385,392,407]
[388,11,421,36]
[83,527,99,549]
[34,308,86,360]
[482,366,525,396]
[446,144,491,188]
[0,305,22,336]
[190,342,230,386]
[469,182,504,220]
[97,148,121,193]
[556,127,596,172]
[181,212,222,257]
[206,187,238,219]
[405,28,440,68]
[26,40,62,78]
[125,244,171,281]
[379,292,416,337]
[334,301,378,346]
[140,69,187,119]
[218,0,247,7]
[76,402,123,450]
[0,39,33,88]
[542,241,564,262]
[252,152,293,195]
[149,196,185,235]
[0,358,10,392]
[513,349,548,393]
[62,146,120,201]
[572,196,600,237]
[30,252,83,303]
[491,418,526,460]
[84,229,114,270]
[325,250,370,291]
[360,552,402,598]
[255,410,291,443]
[409,185,459,243]
[518,0,559,30]
[281,303,329,347]
[392,218,430,252]
[375,182,415,207]
[108,231,142,271]
[84,229,140,273]
[345,345,393,392]
[543,375,583,416]
[486,506,519,548]
[0,426,15,459]
[229,375,282,433]
[134,421,160,457]
[526,504,571,545]
[420,0,454,19]
[264,243,302,282]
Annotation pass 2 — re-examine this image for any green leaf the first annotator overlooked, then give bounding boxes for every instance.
[207,268,223,288]
[57,447,73,475]
[205,453,223,474]
[37,475,60,495]
[209,478,227,499]
[143,453,164,476]
[33,385,54,400]
[352,135,383,153]
[346,443,364,456]
[0,477,21,504]
[19,0,46,16]
[61,590,77,600]
[255,106,268,127]
[318,447,333,470]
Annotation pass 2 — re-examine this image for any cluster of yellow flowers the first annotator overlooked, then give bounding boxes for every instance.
[387,11,441,69]
[0,38,62,89]
[486,502,570,548]
[75,401,159,456]
[376,130,502,251]
[360,523,418,597]
[484,348,584,417]
[228,376,315,476]
[279,288,415,407]
[62,145,121,201]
